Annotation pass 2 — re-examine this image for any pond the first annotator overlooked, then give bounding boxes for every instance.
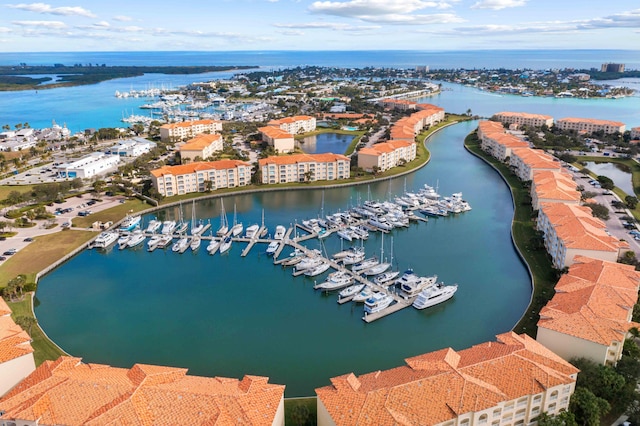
[584,161,635,195]
[297,132,354,155]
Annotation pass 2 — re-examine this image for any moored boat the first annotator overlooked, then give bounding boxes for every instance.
[352,286,374,303]
[266,241,279,256]
[274,225,286,240]
[363,292,394,314]
[126,230,145,248]
[413,283,458,309]
[161,220,176,235]
[314,271,354,290]
[338,283,365,299]
[120,214,141,232]
[219,236,232,254]
[304,261,331,277]
[93,231,118,249]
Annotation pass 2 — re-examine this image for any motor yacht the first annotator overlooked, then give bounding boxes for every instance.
[413,283,458,309]
[364,292,394,314]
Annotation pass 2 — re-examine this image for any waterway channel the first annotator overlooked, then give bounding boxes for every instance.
[34,121,531,397]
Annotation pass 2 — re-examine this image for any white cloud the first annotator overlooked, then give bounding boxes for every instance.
[273,22,380,31]
[0,27,11,33]
[112,15,133,22]
[360,13,463,24]
[277,29,305,36]
[309,0,452,17]
[470,0,526,10]
[12,20,67,29]
[6,3,96,18]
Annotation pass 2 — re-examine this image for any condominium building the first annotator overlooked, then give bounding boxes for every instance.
[267,115,316,134]
[0,298,35,397]
[537,256,640,365]
[509,148,562,181]
[179,133,224,162]
[631,126,640,141]
[0,356,285,425]
[537,202,629,269]
[378,99,418,111]
[259,153,350,184]
[477,121,529,162]
[258,126,295,153]
[531,170,581,210]
[493,112,554,128]
[358,140,416,172]
[151,160,252,196]
[159,119,223,142]
[388,103,445,141]
[555,117,625,134]
[316,332,578,426]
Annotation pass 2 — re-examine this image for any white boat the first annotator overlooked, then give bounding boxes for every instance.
[191,221,205,235]
[332,246,362,260]
[172,237,189,253]
[117,234,131,250]
[413,283,458,309]
[145,218,162,233]
[337,227,354,241]
[274,225,286,240]
[93,231,118,248]
[175,221,189,234]
[338,283,365,299]
[161,220,176,235]
[363,234,390,276]
[154,234,173,249]
[245,224,259,239]
[120,214,141,231]
[126,230,146,248]
[315,271,354,290]
[147,234,163,249]
[351,257,379,273]
[190,236,201,251]
[230,203,243,237]
[364,292,394,314]
[400,274,438,298]
[266,241,279,256]
[219,236,232,254]
[217,199,228,236]
[374,271,400,286]
[367,216,393,231]
[352,286,374,302]
[206,238,220,255]
[304,261,331,277]
[295,257,324,272]
[351,226,369,240]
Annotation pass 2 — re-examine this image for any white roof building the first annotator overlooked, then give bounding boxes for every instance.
[57,153,121,179]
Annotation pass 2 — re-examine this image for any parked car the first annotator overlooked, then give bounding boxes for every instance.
[23,237,33,242]
[3,249,17,255]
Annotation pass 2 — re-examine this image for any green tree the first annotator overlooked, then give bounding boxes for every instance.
[569,387,610,426]
[596,175,615,190]
[14,315,37,337]
[537,411,577,426]
[5,190,24,206]
[625,195,638,209]
[583,202,609,220]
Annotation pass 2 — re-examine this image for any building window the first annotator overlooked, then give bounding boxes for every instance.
[548,403,556,412]
[550,391,558,401]
[479,414,488,424]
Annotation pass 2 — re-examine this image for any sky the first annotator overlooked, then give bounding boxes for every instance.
[1,0,640,52]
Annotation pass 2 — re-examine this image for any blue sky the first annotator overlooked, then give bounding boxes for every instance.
[1,0,639,51]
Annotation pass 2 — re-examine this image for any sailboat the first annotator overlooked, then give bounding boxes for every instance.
[190,200,204,235]
[259,208,268,237]
[217,199,228,236]
[230,203,243,237]
[174,201,188,234]
[363,234,391,276]
[373,237,399,285]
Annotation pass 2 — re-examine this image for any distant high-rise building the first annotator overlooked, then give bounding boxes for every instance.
[415,65,429,72]
[601,63,625,72]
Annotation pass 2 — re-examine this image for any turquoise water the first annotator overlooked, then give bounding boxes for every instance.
[35,121,532,396]
[297,133,353,155]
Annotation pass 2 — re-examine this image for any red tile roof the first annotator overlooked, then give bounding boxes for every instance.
[258,126,293,139]
[0,299,34,365]
[150,160,250,178]
[259,153,348,166]
[160,119,220,130]
[179,133,222,151]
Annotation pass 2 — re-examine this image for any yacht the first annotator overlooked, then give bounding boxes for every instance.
[351,226,369,240]
[117,233,131,250]
[352,286,374,303]
[172,236,190,253]
[219,236,232,254]
[154,234,173,249]
[338,283,365,299]
[120,214,141,232]
[145,218,162,234]
[175,221,189,235]
[373,271,400,286]
[190,236,201,251]
[206,239,220,255]
[294,257,324,273]
[314,271,354,290]
[399,274,438,299]
[161,220,176,235]
[413,283,458,310]
[245,224,259,239]
[230,204,243,237]
[304,261,331,277]
[266,241,279,256]
[363,261,391,276]
[367,216,393,231]
[337,227,355,242]
[191,220,205,236]
[146,234,163,250]
[363,292,394,314]
[93,232,118,249]
[332,246,361,260]
[126,230,146,248]
[274,225,286,240]
[340,248,366,265]
[351,257,379,274]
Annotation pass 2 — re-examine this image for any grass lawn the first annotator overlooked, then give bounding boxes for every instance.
[0,184,34,201]
[465,133,557,336]
[284,397,317,426]
[0,230,94,287]
[8,295,66,365]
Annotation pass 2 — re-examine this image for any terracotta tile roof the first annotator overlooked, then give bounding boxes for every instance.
[258,126,293,139]
[268,115,314,126]
[160,119,220,130]
[179,134,222,152]
[259,152,348,166]
[316,333,577,426]
[358,141,414,157]
[495,111,553,120]
[512,148,561,170]
[0,356,285,426]
[557,117,625,127]
[0,301,34,364]
[533,170,581,203]
[150,160,250,178]
[538,257,640,345]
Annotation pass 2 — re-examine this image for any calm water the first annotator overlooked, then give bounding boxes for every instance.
[297,133,353,155]
[584,161,634,195]
[35,121,532,396]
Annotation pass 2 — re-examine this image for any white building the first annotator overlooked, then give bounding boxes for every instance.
[159,119,223,142]
[56,153,121,179]
[107,138,156,157]
[151,160,252,196]
[259,153,350,184]
[555,117,626,134]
